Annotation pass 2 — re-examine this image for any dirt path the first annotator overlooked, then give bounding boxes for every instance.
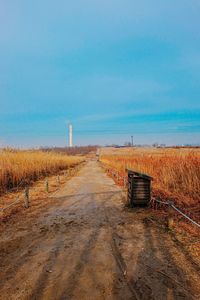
[0,160,199,300]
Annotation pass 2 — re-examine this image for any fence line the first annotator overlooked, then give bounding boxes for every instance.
[0,197,21,212]
[0,162,84,196]
[154,198,200,229]
[171,203,200,228]
[104,165,200,230]
[3,163,199,231]
[0,164,82,214]
[2,178,25,195]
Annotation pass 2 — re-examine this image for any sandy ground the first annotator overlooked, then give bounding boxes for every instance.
[0,160,199,300]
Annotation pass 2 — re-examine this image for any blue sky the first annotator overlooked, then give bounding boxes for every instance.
[0,0,200,147]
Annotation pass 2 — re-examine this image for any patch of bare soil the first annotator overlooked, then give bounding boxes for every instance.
[0,160,199,300]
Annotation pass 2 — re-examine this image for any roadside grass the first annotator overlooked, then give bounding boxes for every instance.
[100,147,200,249]
[0,149,84,195]
[100,147,200,206]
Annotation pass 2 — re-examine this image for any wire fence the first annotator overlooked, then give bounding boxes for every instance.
[103,165,200,230]
[0,197,21,212]
[104,167,128,188]
[2,178,26,195]
[2,162,200,231]
[154,198,200,229]
[0,164,83,214]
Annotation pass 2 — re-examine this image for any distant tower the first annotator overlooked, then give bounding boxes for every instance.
[131,136,133,147]
[69,124,73,147]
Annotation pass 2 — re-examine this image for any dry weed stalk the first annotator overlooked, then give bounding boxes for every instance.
[100,148,200,205]
[0,149,84,195]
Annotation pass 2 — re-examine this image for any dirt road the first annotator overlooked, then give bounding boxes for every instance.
[0,160,199,300]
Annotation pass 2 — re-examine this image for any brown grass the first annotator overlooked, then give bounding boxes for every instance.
[100,147,200,206]
[100,147,200,243]
[0,149,84,195]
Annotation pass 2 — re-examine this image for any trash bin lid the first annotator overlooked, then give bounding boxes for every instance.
[126,169,153,180]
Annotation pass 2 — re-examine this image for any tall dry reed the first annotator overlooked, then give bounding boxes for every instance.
[100,148,200,205]
[0,149,84,195]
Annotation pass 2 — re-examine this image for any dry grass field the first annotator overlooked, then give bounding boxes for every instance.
[1,159,200,299]
[100,147,200,241]
[0,149,84,195]
[100,147,200,207]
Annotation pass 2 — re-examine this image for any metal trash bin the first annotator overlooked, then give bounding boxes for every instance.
[127,169,153,206]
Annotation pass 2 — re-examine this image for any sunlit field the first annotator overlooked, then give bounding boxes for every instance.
[0,149,84,195]
[100,147,200,207]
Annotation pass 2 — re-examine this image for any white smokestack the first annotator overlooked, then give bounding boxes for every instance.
[69,124,73,147]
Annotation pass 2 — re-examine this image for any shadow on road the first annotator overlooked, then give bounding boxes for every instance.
[50,190,125,200]
[128,220,196,299]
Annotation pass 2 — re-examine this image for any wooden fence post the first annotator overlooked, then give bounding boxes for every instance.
[45,179,49,193]
[57,175,60,185]
[24,186,29,208]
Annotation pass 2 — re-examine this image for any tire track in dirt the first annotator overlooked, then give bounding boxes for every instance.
[0,160,199,300]
[102,198,140,300]
[102,192,199,300]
